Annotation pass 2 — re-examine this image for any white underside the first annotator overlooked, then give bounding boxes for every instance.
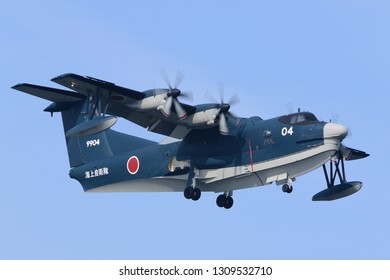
[87,139,340,194]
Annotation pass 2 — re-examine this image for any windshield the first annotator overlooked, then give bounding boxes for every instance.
[278,112,318,125]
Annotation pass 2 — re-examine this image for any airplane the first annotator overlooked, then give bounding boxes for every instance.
[12,72,369,209]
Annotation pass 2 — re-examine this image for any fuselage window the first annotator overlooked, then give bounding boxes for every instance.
[290,115,297,124]
[296,114,306,123]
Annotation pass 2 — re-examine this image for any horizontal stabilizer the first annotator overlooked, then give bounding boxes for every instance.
[66,116,117,137]
[12,83,84,103]
[44,102,79,113]
[340,145,370,161]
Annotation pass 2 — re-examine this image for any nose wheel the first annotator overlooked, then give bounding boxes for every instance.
[282,183,293,193]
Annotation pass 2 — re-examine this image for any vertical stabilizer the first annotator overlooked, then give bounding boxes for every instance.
[61,100,114,167]
[12,83,157,168]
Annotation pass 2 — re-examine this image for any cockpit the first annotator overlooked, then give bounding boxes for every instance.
[278,112,319,125]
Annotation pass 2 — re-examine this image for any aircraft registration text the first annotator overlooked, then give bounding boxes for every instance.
[86,139,100,147]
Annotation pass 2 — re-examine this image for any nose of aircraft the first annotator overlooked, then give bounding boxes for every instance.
[323,123,348,140]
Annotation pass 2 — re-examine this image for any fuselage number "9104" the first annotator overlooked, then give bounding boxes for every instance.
[86,139,100,147]
[281,126,294,136]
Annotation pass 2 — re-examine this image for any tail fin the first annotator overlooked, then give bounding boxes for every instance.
[60,100,113,167]
[12,83,156,167]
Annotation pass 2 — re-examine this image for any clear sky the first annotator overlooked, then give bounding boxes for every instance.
[1,0,389,259]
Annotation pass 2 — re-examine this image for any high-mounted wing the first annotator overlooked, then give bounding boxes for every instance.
[14,73,239,139]
[51,73,145,101]
[51,73,196,139]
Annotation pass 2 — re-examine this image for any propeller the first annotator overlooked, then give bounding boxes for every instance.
[326,114,361,163]
[160,70,192,120]
[206,83,240,135]
[329,113,353,138]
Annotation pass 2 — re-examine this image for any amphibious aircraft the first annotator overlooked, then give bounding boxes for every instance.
[12,72,369,209]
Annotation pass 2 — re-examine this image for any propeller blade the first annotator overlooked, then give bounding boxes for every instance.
[217,82,225,103]
[180,90,193,101]
[205,91,218,103]
[228,93,240,106]
[331,113,339,123]
[160,69,172,89]
[173,98,187,120]
[347,127,353,138]
[329,113,352,138]
[226,111,237,119]
[226,111,240,127]
[174,71,185,89]
[161,96,173,117]
[285,102,293,114]
[219,113,229,135]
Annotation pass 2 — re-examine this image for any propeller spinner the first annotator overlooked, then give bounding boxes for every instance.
[160,70,192,120]
[206,83,240,135]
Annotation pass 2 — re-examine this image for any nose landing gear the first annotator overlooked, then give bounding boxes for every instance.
[282,183,293,193]
[282,177,293,194]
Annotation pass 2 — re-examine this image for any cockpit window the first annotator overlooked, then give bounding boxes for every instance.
[278,112,318,125]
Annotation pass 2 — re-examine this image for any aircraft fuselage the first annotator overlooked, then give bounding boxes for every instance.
[70,112,346,194]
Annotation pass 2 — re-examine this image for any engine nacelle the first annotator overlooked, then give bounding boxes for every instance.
[181,108,219,128]
[126,93,167,111]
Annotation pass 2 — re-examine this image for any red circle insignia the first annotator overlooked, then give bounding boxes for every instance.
[127,156,139,175]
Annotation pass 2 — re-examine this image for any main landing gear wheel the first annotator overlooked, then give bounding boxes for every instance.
[192,187,201,201]
[184,186,201,201]
[282,184,293,194]
[216,194,234,209]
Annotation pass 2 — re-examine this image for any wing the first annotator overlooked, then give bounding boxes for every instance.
[51,73,197,139]
[15,73,238,139]
[51,73,146,100]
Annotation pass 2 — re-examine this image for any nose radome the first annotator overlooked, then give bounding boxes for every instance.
[323,123,348,140]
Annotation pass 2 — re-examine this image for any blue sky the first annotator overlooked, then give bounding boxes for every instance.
[1,0,389,259]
